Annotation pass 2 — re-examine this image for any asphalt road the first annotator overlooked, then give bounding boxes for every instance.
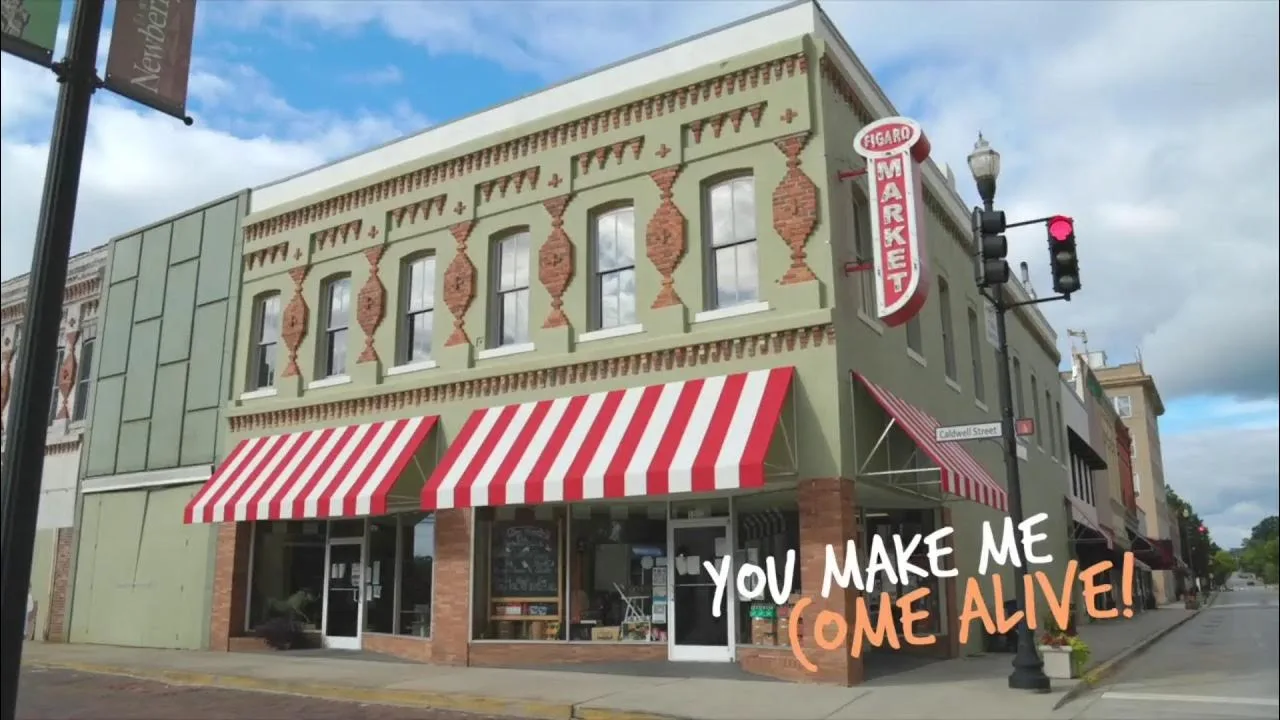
[16,667,519,720]
[1068,584,1280,719]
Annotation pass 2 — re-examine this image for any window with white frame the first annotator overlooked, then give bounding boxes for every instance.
[592,206,637,330]
[401,255,436,364]
[321,276,351,377]
[72,337,95,421]
[906,316,924,355]
[492,230,531,347]
[967,308,985,402]
[706,175,758,309]
[1113,394,1133,418]
[939,277,957,380]
[249,293,281,391]
[47,346,64,425]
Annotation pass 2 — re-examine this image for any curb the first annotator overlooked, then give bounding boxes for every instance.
[24,660,682,720]
[1052,592,1219,711]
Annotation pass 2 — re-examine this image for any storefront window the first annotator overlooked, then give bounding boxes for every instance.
[364,516,398,634]
[568,502,667,642]
[735,491,801,647]
[859,508,942,633]
[472,506,568,641]
[398,513,435,637]
[248,521,325,632]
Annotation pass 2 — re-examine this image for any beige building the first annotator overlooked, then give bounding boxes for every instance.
[1091,353,1174,603]
[1,244,107,642]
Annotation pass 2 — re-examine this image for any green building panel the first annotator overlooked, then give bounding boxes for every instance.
[85,192,248,479]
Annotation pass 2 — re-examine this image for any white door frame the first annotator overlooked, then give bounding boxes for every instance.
[321,536,365,650]
[667,516,735,662]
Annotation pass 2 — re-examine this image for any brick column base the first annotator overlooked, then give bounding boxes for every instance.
[210,523,252,651]
[45,527,76,642]
[797,477,864,686]
[430,508,472,666]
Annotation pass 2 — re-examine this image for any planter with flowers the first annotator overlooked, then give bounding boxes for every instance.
[1037,625,1091,680]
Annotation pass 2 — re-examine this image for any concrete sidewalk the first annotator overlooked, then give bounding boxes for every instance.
[21,604,1208,720]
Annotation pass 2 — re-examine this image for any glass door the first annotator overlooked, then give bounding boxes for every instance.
[668,518,734,662]
[323,539,364,650]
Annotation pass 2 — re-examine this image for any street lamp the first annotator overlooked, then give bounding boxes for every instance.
[967,134,1052,693]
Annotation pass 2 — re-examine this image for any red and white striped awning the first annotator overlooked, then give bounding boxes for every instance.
[853,372,1008,512]
[421,367,795,510]
[184,416,438,524]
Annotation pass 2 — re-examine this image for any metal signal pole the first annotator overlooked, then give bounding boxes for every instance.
[0,1,106,717]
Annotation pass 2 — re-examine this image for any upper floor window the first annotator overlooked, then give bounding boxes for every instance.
[48,346,65,425]
[1113,394,1133,418]
[852,189,876,314]
[938,277,956,380]
[1031,374,1041,447]
[249,293,281,391]
[906,316,924,356]
[1056,400,1065,460]
[401,255,436,364]
[321,276,351,378]
[72,337,95,422]
[706,175,758,309]
[1045,389,1057,457]
[967,308,985,402]
[492,230,531,347]
[592,206,637,330]
[1013,357,1026,419]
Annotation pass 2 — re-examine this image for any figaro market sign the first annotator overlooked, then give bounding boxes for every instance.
[853,117,932,328]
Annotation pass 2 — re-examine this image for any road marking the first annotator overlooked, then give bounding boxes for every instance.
[1101,692,1280,708]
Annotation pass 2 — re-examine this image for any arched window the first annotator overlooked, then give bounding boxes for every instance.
[491,230,531,347]
[249,292,281,390]
[591,205,637,330]
[320,275,351,378]
[400,254,436,364]
[705,175,758,309]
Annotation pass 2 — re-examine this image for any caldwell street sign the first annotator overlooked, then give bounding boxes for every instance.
[935,422,1002,443]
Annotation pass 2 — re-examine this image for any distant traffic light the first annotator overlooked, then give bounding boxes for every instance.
[973,207,1009,288]
[1047,215,1081,297]
[1199,524,1208,534]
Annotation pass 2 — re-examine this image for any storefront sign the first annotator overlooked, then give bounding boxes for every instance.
[105,0,198,120]
[853,117,932,327]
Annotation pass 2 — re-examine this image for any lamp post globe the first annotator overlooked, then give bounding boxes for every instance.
[967,133,1001,208]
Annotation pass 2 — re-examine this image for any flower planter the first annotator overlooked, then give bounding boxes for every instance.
[1038,645,1078,679]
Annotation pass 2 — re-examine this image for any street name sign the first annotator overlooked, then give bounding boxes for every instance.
[935,422,1002,443]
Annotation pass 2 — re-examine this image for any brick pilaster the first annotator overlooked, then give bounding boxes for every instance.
[798,477,863,686]
[209,522,252,651]
[45,527,76,642]
[430,509,472,665]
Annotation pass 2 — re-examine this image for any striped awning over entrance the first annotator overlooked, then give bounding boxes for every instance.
[421,367,795,511]
[184,416,438,524]
[853,372,1009,512]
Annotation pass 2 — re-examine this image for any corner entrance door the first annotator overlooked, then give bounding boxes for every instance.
[323,538,363,650]
[668,518,734,662]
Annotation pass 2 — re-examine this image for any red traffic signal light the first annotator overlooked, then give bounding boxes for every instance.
[1199,525,1207,534]
[1046,215,1080,296]
[1048,215,1074,242]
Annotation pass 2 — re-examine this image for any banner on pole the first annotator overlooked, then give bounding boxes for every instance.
[1,0,63,67]
[104,0,197,122]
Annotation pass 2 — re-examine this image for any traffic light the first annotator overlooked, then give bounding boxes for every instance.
[1199,525,1207,535]
[973,207,1009,287]
[1047,215,1081,297]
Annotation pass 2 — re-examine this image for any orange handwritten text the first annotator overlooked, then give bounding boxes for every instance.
[788,554,1135,672]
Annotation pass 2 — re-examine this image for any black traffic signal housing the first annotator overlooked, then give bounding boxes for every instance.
[973,207,1009,288]
[1047,215,1081,297]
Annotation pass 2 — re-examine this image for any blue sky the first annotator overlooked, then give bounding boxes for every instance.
[3,0,1276,546]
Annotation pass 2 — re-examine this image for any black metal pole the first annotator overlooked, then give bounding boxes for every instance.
[986,196,1051,692]
[0,0,105,717]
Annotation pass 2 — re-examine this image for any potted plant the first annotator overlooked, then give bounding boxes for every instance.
[254,589,316,650]
[1037,624,1091,679]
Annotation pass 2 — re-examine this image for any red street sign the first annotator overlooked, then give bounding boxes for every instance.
[1015,418,1036,437]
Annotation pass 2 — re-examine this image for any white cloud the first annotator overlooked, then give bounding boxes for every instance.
[1164,425,1280,548]
[340,64,403,86]
[0,52,426,280]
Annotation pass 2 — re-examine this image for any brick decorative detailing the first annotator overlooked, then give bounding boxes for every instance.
[431,509,472,665]
[392,194,447,228]
[55,330,79,420]
[687,103,765,144]
[45,527,76,642]
[443,222,477,347]
[244,241,290,271]
[311,220,363,253]
[2,275,106,322]
[356,246,387,364]
[574,138,643,176]
[645,166,687,309]
[280,266,311,377]
[209,523,252,651]
[772,132,819,285]
[45,439,81,456]
[796,477,864,686]
[818,54,874,125]
[228,323,835,432]
[539,195,575,329]
[477,167,541,206]
[241,52,809,245]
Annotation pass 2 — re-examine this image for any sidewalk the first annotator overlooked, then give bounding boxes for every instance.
[21,603,1206,720]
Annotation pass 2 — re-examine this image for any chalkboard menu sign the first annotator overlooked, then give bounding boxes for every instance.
[491,522,560,598]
